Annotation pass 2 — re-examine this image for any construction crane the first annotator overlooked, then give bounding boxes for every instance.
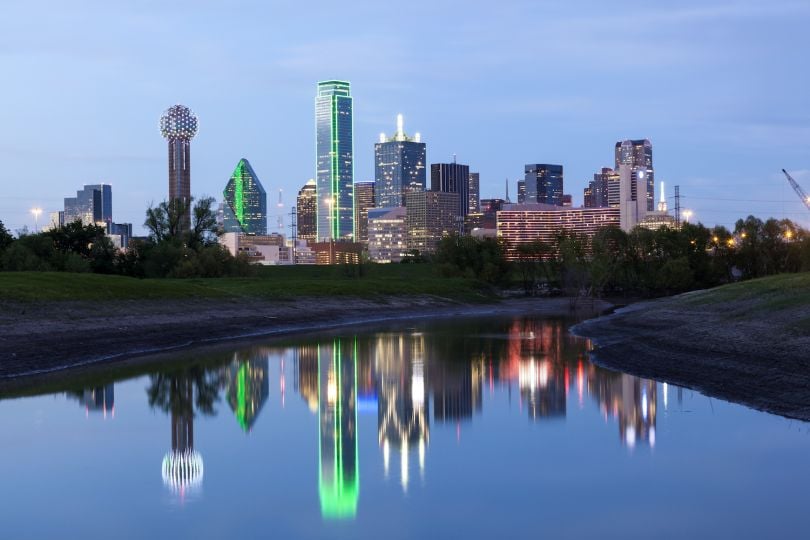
[782,169,810,212]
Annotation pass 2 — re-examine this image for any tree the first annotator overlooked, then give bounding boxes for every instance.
[144,196,219,248]
[0,220,12,252]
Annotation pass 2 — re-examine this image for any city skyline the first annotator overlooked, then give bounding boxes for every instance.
[0,1,809,235]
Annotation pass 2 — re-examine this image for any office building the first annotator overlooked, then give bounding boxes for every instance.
[296,179,317,244]
[584,167,621,208]
[497,203,620,260]
[220,233,292,265]
[222,158,267,235]
[63,184,112,226]
[405,190,459,254]
[160,104,198,230]
[638,181,676,230]
[517,179,526,203]
[524,164,564,206]
[375,114,426,207]
[468,172,480,214]
[316,81,354,241]
[107,222,133,249]
[368,207,408,263]
[354,181,375,245]
[225,356,269,432]
[430,162,470,218]
[618,164,649,231]
[615,139,654,212]
[480,198,504,230]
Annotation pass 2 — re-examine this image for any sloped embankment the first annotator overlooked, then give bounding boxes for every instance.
[575,273,810,421]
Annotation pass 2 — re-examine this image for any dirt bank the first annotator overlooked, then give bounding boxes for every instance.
[574,284,810,421]
[0,295,611,380]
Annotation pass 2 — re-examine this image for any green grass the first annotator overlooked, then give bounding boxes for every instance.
[676,273,810,333]
[0,264,493,302]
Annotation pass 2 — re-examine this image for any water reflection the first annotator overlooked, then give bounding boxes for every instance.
[66,384,114,418]
[317,339,359,519]
[6,316,664,520]
[146,366,224,500]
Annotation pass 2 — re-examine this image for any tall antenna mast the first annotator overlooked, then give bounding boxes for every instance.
[674,185,681,228]
[505,178,511,203]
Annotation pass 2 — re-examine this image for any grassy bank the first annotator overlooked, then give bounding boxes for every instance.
[675,272,810,332]
[0,264,493,302]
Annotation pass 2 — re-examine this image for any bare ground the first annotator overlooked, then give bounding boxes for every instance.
[0,295,611,381]
[574,293,810,421]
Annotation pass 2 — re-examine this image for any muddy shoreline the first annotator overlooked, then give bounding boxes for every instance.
[0,295,611,385]
[574,294,810,422]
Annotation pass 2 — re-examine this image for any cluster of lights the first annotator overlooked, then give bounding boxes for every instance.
[162,449,204,492]
[159,104,198,140]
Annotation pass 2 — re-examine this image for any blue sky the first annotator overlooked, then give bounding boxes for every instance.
[1,0,809,234]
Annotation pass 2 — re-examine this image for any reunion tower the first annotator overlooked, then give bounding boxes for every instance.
[159,104,198,229]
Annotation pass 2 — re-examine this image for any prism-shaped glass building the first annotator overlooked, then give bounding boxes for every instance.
[223,158,267,235]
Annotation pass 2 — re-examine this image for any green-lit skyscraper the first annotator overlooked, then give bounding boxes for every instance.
[223,158,267,235]
[316,81,354,241]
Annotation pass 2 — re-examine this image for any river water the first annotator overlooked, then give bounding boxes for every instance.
[0,315,807,539]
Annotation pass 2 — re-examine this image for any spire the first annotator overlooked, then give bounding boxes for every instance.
[396,113,404,140]
[505,178,511,203]
[657,180,667,212]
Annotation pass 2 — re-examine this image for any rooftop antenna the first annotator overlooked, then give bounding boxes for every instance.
[453,153,457,164]
[657,180,667,212]
[396,113,404,140]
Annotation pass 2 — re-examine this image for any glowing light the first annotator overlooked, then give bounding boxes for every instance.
[418,437,425,475]
[379,132,386,143]
[396,113,404,139]
[625,426,637,449]
[383,438,390,477]
[682,209,693,223]
[663,382,668,410]
[159,104,198,140]
[400,438,409,492]
[162,450,204,493]
[649,427,656,448]
[30,207,42,233]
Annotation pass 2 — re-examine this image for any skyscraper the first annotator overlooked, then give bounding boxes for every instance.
[584,167,620,208]
[316,81,354,241]
[430,162,470,218]
[615,139,654,212]
[222,158,267,235]
[524,164,564,206]
[517,179,526,204]
[160,104,198,230]
[374,114,426,208]
[405,190,459,254]
[353,181,375,245]
[63,184,112,226]
[297,179,317,244]
[468,172,480,214]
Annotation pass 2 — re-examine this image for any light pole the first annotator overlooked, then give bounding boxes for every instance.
[30,207,42,233]
[682,209,693,224]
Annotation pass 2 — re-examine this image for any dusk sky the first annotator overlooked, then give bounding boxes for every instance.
[1,0,809,234]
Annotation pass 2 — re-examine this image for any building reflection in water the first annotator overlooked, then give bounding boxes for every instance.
[317,339,359,520]
[147,367,223,501]
[223,353,269,433]
[591,372,657,448]
[66,384,114,418]
[375,333,429,492]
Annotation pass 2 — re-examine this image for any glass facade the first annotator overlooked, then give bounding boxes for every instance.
[430,163,470,218]
[353,181,375,245]
[316,81,354,241]
[615,139,654,212]
[63,184,112,226]
[524,164,564,206]
[296,179,317,244]
[374,116,426,207]
[222,158,267,235]
[468,172,480,214]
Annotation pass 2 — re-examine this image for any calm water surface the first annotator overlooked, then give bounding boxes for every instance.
[1,316,807,539]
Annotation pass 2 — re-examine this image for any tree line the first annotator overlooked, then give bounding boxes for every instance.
[0,197,251,278]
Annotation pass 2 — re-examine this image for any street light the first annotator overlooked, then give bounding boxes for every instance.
[682,209,693,223]
[30,207,42,233]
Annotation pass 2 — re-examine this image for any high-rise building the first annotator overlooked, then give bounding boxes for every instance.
[618,164,649,231]
[524,164,564,206]
[63,184,112,226]
[353,181,375,245]
[615,139,654,212]
[517,180,526,204]
[368,207,407,263]
[430,162,470,218]
[375,114,426,207]
[585,167,621,208]
[296,179,317,244]
[405,190,459,254]
[316,81,354,241]
[160,104,198,230]
[497,203,620,260]
[222,158,267,235]
[468,172,480,214]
